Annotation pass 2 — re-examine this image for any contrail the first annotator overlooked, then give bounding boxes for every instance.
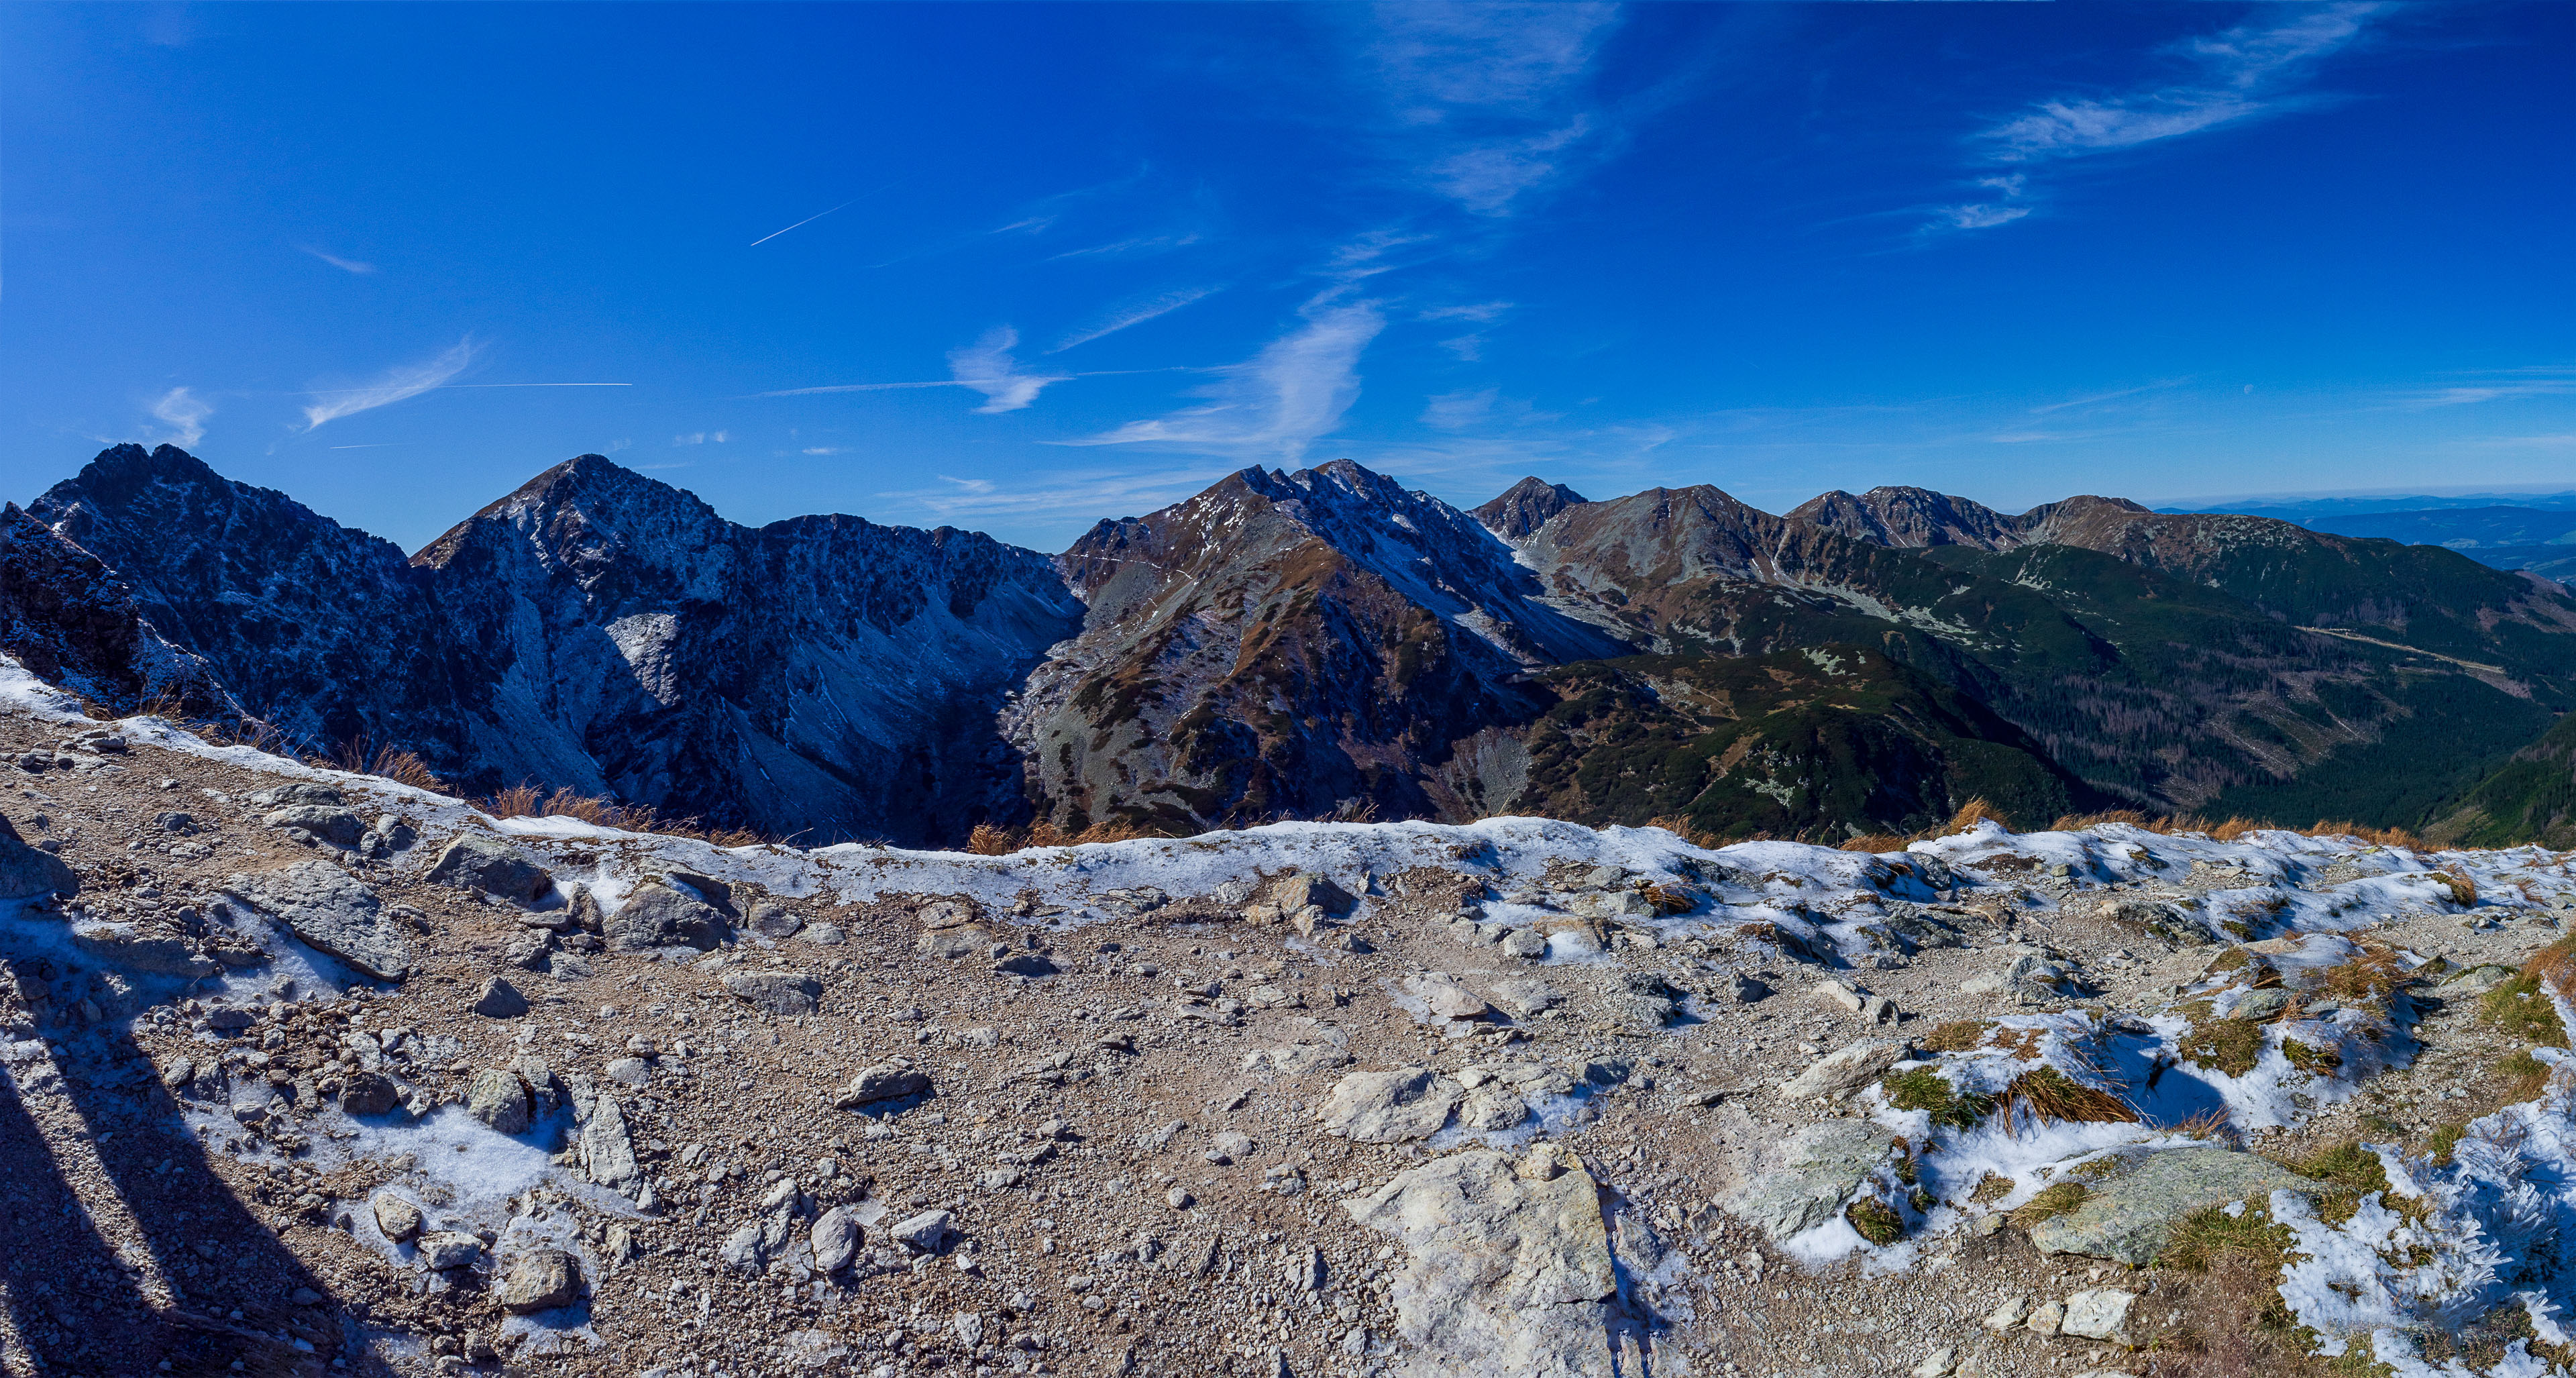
[750,199,859,248]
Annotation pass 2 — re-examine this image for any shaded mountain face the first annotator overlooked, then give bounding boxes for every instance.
[30,445,1081,845]
[1470,476,1589,541]
[9,446,2575,849]
[1012,461,1624,832]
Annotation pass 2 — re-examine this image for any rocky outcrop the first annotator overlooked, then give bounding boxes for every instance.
[221,862,411,981]
[1345,1143,1627,1377]
[2026,1149,2310,1265]
[1785,486,2027,551]
[1471,476,1589,542]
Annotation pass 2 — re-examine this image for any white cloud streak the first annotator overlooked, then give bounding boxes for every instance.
[300,338,478,431]
[1068,295,1383,461]
[749,199,857,248]
[1984,4,2382,162]
[946,328,1071,414]
[1049,286,1226,354]
[298,245,377,274]
[147,386,212,447]
[1360,2,1623,217]
[1936,4,2384,234]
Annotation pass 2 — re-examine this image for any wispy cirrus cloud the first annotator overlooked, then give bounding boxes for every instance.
[297,244,376,274]
[2029,378,2192,415]
[1933,3,2385,233]
[1049,285,1226,354]
[300,337,478,431]
[1358,2,1624,217]
[146,386,213,447]
[947,328,1071,413]
[1067,294,1384,461]
[2398,367,2576,409]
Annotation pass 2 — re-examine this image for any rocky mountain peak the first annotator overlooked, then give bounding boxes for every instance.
[1785,485,2025,550]
[1472,476,1590,541]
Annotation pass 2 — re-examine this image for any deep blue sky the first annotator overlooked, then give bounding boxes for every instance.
[3,2,2569,553]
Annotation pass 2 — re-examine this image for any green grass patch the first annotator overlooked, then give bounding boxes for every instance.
[2282,1038,2345,1075]
[2429,1122,2469,1166]
[2161,1202,2292,1272]
[2501,1049,2555,1100]
[2010,1181,2091,1228]
[1881,1066,1994,1131]
[1846,1198,1904,1246]
[2182,1016,2267,1077]
[2480,975,2569,1047]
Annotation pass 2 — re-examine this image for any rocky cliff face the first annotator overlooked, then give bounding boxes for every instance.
[1784,485,2031,550]
[0,500,237,720]
[1470,476,1589,542]
[1010,460,1627,833]
[30,446,1082,845]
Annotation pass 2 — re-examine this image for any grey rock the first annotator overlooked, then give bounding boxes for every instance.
[503,928,555,971]
[425,835,555,905]
[467,1069,532,1134]
[888,1209,954,1253]
[994,953,1059,979]
[566,1074,641,1192]
[749,902,805,940]
[604,882,726,951]
[722,969,822,1015]
[797,922,845,946]
[0,812,78,900]
[835,1061,930,1108]
[72,926,215,978]
[250,784,346,809]
[810,1206,861,1273]
[496,1249,582,1313]
[2027,1149,2310,1265]
[917,926,990,959]
[223,862,412,981]
[264,805,365,847]
[2445,963,2516,994]
[1724,973,1772,1003]
[1320,1067,1463,1143]
[1484,977,1560,1019]
[1346,1143,1620,1375]
[1405,972,1491,1020]
[372,1194,423,1242]
[416,1230,484,1270]
[1241,1043,1354,1077]
[916,899,979,929]
[1273,873,1352,916]
[719,1221,770,1273]
[605,1057,651,1087]
[1723,1120,1892,1241]
[339,1071,400,1116]
[2059,1288,2137,1344]
[1461,1086,1532,1131]
[1499,929,1549,959]
[1779,1038,1906,1100]
[2232,987,2294,1022]
[470,976,529,1019]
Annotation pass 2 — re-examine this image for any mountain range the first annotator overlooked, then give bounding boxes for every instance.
[5,445,2573,848]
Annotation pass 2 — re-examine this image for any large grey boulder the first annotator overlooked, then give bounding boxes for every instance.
[564,1073,640,1193]
[2027,1149,2310,1265]
[723,970,822,1015]
[603,882,726,951]
[0,812,76,900]
[265,805,365,847]
[467,1069,532,1134]
[1345,1143,1621,1376]
[223,862,412,980]
[810,1206,862,1273]
[1320,1067,1464,1143]
[496,1249,583,1313]
[1724,1120,1893,1241]
[1780,1038,1906,1100]
[425,834,555,904]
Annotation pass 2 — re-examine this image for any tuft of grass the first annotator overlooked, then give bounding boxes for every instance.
[2210,816,2262,842]
[965,823,1019,856]
[2481,974,2571,1048]
[1881,1066,1995,1131]
[1846,1198,1904,1245]
[481,784,771,849]
[1921,1020,1992,1053]
[2002,1066,2140,1127]
[2181,1016,2267,1077]
[2433,867,2480,908]
[2161,1201,2292,1273]
[2010,1181,2091,1228]
[2281,1039,2345,1075]
[1968,1173,2015,1204]
[2499,1050,2554,1100]
[2294,1141,2390,1198]
[1837,833,1909,854]
[2318,943,2409,1006]
[2428,1122,2470,1166]
[1943,798,2008,835]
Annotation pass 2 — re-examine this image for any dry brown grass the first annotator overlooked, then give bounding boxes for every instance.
[2002,1066,2140,1129]
[1837,832,1910,853]
[2046,808,2153,831]
[2434,867,2481,908]
[2209,816,2263,842]
[2302,818,2427,849]
[480,785,769,848]
[961,817,1176,853]
[2316,942,2410,1005]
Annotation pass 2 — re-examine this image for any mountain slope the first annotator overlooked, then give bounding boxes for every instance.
[31,445,1081,844]
[1011,460,1625,832]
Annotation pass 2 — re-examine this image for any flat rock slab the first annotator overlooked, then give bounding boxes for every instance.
[224,862,412,981]
[1724,1119,1892,1241]
[604,882,725,951]
[426,834,555,904]
[724,970,822,1015]
[2028,1148,2311,1265]
[1780,1038,1905,1100]
[1321,1067,1464,1143]
[1346,1143,1619,1377]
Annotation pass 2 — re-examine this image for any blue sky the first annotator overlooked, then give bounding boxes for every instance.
[2,2,2569,553]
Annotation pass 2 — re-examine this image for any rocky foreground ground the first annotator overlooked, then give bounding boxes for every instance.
[3,665,2575,1378]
